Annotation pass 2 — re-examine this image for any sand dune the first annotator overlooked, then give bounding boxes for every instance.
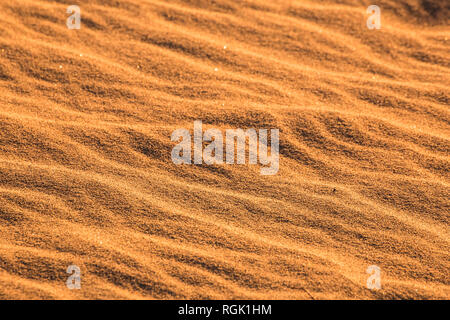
[0,0,448,299]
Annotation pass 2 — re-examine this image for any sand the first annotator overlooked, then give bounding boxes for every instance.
[0,0,448,299]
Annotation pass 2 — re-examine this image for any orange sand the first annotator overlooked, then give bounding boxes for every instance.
[0,0,448,299]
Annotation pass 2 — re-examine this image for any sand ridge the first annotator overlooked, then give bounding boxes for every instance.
[0,0,448,299]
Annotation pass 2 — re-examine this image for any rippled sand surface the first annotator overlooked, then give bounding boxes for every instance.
[0,0,448,299]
